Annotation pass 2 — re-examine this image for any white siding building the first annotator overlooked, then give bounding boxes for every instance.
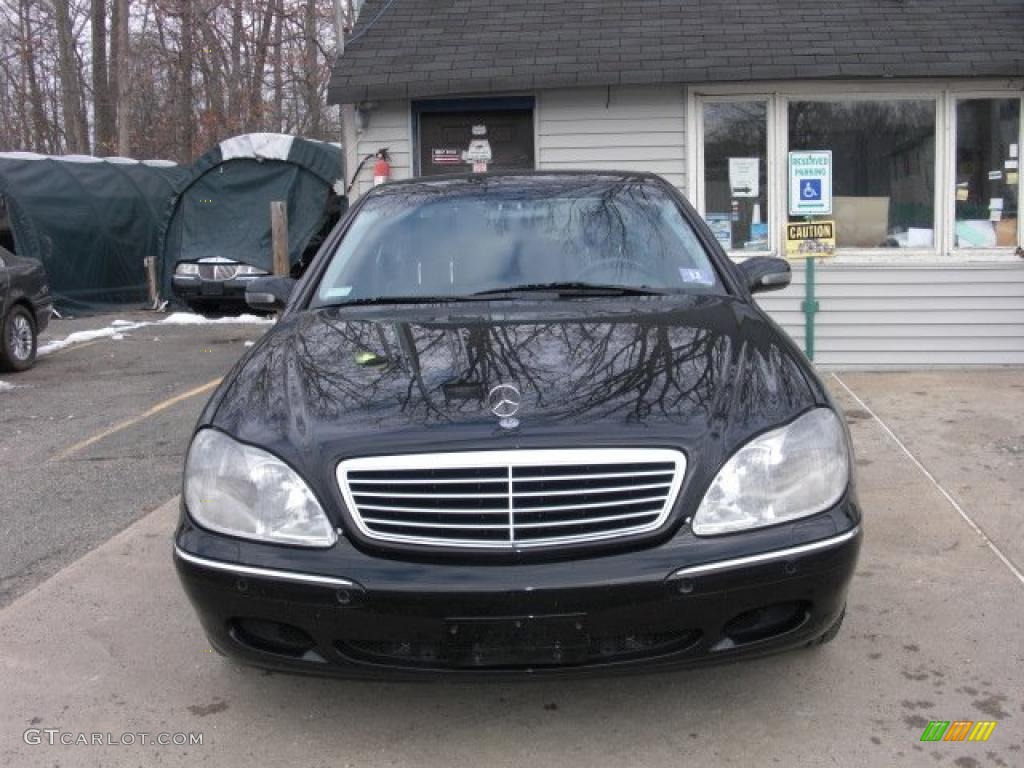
[331,1,1024,368]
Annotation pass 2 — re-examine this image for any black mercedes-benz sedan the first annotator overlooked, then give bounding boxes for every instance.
[171,257,271,315]
[0,244,52,372]
[174,172,861,678]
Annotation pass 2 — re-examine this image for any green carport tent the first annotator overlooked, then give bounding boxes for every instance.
[159,134,344,303]
[0,152,189,312]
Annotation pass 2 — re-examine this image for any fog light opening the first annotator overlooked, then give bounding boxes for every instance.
[723,601,809,645]
[232,618,315,658]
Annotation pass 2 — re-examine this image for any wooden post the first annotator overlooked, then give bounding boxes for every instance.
[270,201,289,276]
[143,256,159,308]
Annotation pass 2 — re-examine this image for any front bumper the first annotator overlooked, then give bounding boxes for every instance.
[171,275,257,304]
[174,502,861,679]
[33,299,52,333]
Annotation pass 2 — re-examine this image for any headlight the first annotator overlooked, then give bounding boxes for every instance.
[692,408,849,536]
[184,429,336,547]
[235,264,268,276]
[175,262,199,276]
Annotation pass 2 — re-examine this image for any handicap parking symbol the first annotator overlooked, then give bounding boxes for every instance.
[801,179,822,201]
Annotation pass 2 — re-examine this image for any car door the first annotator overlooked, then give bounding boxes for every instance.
[0,245,11,317]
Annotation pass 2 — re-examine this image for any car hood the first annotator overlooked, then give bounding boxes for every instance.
[206,296,824,466]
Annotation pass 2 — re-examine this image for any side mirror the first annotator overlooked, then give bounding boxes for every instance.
[739,256,792,294]
[245,276,296,312]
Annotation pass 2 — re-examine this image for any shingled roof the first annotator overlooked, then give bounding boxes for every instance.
[328,0,1024,104]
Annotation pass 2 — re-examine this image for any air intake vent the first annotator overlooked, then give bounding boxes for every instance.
[337,449,685,550]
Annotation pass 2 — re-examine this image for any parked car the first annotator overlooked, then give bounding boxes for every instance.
[0,245,52,372]
[174,172,861,678]
[171,257,269,314]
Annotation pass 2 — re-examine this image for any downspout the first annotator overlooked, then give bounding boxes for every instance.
[333,0,364,202]
[332,0,360,199]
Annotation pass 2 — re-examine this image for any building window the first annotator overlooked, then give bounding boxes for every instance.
[701,100,769,253]
[954,98,1020,249]
[788,99,936,249]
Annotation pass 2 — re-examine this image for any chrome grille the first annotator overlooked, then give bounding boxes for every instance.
[337,449,686,550]
[198,263,239,280]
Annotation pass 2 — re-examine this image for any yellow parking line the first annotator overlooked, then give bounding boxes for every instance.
[52,377,223,462]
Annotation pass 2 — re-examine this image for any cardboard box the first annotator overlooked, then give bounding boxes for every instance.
[833,196,889,248]
[995,218,1018,247]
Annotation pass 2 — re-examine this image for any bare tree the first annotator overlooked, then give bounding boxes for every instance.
[178,0,194,160]
[0,0,344,159]
[272,0,284,130]
[113,0,130,153]
[20,0,52,151]
[54,0,89,153]
[247,0,276,130]
[303,0,321,136]
[92,0,115,153]
[228,0,243,127]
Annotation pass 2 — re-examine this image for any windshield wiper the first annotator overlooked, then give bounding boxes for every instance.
[322,295,487,308]
[470,282,669,298]
[319,283,670,308]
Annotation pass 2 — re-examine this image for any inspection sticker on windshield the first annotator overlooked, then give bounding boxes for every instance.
[679,267,714,285]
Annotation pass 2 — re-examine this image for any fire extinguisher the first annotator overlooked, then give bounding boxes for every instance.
[373,149,390,186]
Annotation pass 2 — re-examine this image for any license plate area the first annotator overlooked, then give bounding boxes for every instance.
[444,614,588,668]
[200,281,225,296]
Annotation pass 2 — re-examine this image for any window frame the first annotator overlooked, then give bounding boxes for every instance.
[693,94,777,257]
[782,92,942,257]
[947,90,1023,257]
[687,79,1024,263]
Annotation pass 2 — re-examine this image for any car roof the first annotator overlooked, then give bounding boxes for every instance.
[368,170,669,196]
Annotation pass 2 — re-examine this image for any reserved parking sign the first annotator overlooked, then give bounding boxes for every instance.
[789,150,832,216]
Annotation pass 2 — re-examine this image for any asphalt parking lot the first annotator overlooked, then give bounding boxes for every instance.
[1,312,1022,767]
[0,311,273,606]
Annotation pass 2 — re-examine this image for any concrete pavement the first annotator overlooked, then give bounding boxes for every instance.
[837,370,1024,574]
[1,375,1021,767]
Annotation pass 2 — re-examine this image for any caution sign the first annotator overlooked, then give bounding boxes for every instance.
[785,221,836,259]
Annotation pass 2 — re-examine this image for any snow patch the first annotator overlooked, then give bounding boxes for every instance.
[220,133,294,162]
[0,380,15,392]
[38,323,147,355]
[38,312,272,356]
[161,312,274,326]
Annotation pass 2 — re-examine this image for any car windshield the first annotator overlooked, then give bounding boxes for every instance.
[312,176,724,306]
